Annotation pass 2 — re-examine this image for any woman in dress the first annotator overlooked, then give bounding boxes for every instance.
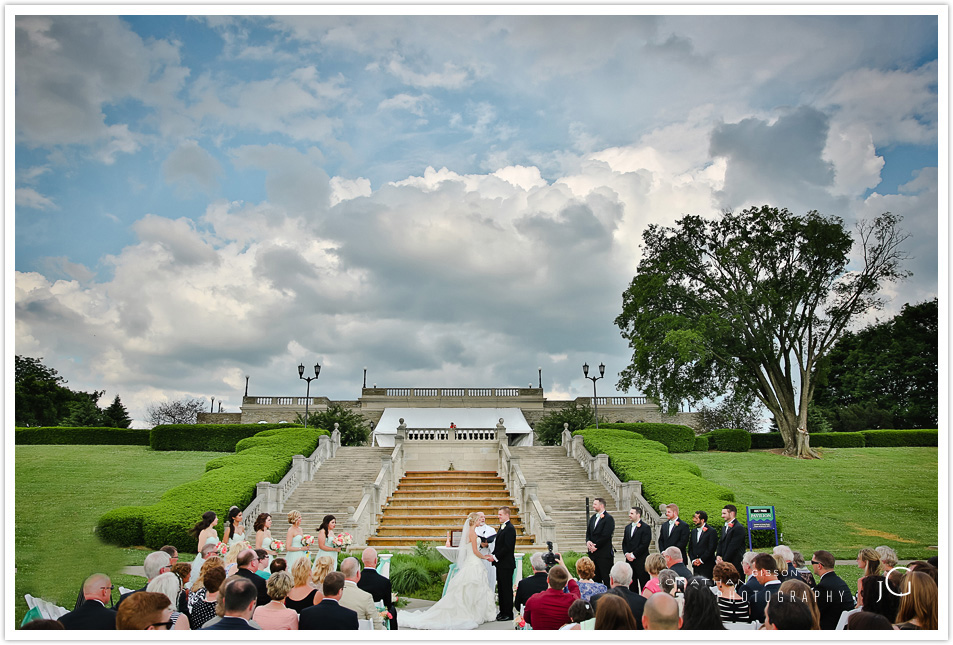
[712,562,750,623]
[284,557,320,613]
[254,571,299,630]
[399,511,497,630]
[255,513,274,555]
[187,556,224,613]
[680,577,725,630]
[188,511,219,583]
[284,510,310,569]
[315,514,341,569]
[222,506,245,546]
[640,553,667,599]
[188,566,226,629]
[146,572,190,630]
[574,557,607,601]
[894,571,938,630]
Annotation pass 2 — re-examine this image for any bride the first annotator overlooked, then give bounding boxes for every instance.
[399,512,498,630]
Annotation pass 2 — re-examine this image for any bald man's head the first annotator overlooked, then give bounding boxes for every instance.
[82,573,112,604]
[642,592,681,630]
[362,547,378,567]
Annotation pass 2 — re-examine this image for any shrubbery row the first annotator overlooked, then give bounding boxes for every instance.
[747,429,937,450]
[574,428,780,548]
[598,422,696,452]
[97,426,327,552]
[14,426,151,445]
[149,423,302,452]
[707,428,751,452]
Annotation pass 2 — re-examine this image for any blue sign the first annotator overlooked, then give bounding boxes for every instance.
[746,505,779,549]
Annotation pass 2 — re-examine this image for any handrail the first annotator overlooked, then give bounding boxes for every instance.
[498,440,556,545]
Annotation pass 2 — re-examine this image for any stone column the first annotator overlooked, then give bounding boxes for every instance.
[618,480,642,510]
[256,481,277,513]
[593,453,610,485]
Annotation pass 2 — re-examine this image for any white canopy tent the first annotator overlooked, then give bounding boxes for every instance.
[372,407,533,447]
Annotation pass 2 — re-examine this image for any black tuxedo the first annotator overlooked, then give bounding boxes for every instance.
[200,616,259,630]
[815,572,854,630]
[687,524,719,580]
[299,599,359,630]
[357,567,397,630]
[492,521,517,618]
[621,521,652,592]
[670,561,693,580]
[58,599,116,630]
[590,587,646,629]
[748,579,782,624]
[514,571,549,612]
[716,519,746,576]
[234,567,270,608]
[658,518,689,563]
[585,511,615,586]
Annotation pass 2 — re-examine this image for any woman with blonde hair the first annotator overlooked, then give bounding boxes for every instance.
[894,571,938,630]
[778,579,820,629]
[640,553,667,598]
[223,540,248,575]
[146,572,190,630]
[312,556,335,591]
[284,510,310,569]
[574,557,607,601]
[855,547,882,609]
[254,570,299,630]
[284,556,320,613]
[188,556,224,612]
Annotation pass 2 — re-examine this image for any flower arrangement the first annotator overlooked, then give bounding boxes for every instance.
[332,532,353,548]
[212,541,228,557]
[271,539,285,552]
[514,613,529,630]
[379,609,393,621]
[300,534,315,549]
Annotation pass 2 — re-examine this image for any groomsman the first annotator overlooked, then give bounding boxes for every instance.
[621,507,652,592]
[715,504,746,577]
[687,510,718,580]
[586,498,615,586]
[657,504,689,564]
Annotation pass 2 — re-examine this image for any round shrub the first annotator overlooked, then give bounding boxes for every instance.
[96,506,146,546]
[708,428,751,452]
[694,435,709,451]
[390,561,431,595]
[600,423,696,452]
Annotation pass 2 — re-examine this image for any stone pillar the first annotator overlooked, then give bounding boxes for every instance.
[363,483,381,516]
[619,480,642,510]
[593,453,609,484]
[572,434,585,462]
[256,481,276,513]
[522,482,538,508]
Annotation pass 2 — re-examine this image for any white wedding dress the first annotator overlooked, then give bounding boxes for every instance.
[399,519,498,630]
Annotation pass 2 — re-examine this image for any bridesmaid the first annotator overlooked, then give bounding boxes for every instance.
[315,514,341,570]
[222,506,245,546]
[188,511,219,584]
[255,513,275,555]
[284,510,310,568]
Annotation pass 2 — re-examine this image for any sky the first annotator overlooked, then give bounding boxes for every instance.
[11,9,943,428]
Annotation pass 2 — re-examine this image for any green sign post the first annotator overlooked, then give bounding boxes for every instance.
[746,506,778,549]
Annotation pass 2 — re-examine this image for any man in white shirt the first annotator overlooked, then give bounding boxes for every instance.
[475,511,497,589]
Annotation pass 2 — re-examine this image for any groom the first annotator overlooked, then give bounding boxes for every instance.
[488,506,516,621]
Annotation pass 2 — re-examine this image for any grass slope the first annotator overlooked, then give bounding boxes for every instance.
[15,445,226,626]
[673,447,938,560]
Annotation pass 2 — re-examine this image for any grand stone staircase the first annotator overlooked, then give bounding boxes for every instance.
[366,470,536,549]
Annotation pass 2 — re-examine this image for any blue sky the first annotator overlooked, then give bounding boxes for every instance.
[12,11,942,426]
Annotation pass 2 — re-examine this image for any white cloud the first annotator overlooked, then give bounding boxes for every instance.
[329,176,372,206]
[383,55,471,89]
[378,93,431,116]
[16,188,57,211]
[163,140,223,193]
[824,122,884,196]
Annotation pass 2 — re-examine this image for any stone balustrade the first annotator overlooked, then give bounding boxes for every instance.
[498,440,556,545]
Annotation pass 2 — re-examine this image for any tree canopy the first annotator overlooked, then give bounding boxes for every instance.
[296,403,371,446]
[15,355,112,427]
[615,206,909,457]
[532,401,596,445]
[146,398,207,426]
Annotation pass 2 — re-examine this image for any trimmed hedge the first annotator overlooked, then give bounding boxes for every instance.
[98,426,327,551]
[599,423,697,453]
[809,432,865,448]
[707,429,752,452]
[14,426,151,445]
[574,428,780,548]
[750,432,785,450]
[149,423,302,452]
[693,435,709,451]
[860,429,938,447]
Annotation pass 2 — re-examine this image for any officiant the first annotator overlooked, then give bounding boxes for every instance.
[475,512,497,589]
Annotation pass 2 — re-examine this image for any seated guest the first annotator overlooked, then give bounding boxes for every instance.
[146,571,190,630]
[270,557,288,576]
[188,566,226,629]
[680,577,724,630]
[713,562,749,623]
[906,561,939,585]
[642,592,681,630]
[233,548,269,607]
[811,550,854,629]
[559,599,594,630]
[657,569,685,616]
[847,612,895,629]
[575,557,607,601]
[764,594,813,630]
[21,619,65,630]
[285,557,320,612]
[299,572,359,630]
[254,549,271,580]
[773,545,797,582]
[523,565,581,630]
[189,543,220,588]
[200,577,259,630]
[740,551,763,597]
[875,546,898,575]
[749,553,783,624]
[894,571,938,630]
[188,556,225,612]
[515,553,549,612]
[254,571,298,630]
[160,545,179,566]
[589,562,646,629]
[790,550,816,588]
[357,547,398,630]
[859,574,900,622]
[312,555,335,592]
[115,550,171,611]
[340,557,384,630]
[778,578,820,629]
[640,553,667,598]
[58,573,117,630]
[594,593,637,630]
[855,547,882,607]
[662,547,693,580]
[116,591,174,630]
[170,562,192,613]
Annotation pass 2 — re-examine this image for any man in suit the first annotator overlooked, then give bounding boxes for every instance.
[657,503,689,564]
[234,548,270,608]
[773,545,799,583]
[748,553,783,623]
[489,506,516,621]
[739,551,763,600]
[662,547,693,580]
[811,550,854,630]
[621,506,652,592]
[642,592,682,630]
[358,547,397,630]
[59,573,117,629]
[200,577,259,630]
[515,553,549,612]
[340,557,384,629]
[688,510,719,580]
[589,562,647,629]
[715,504,746,576]
[299,572,359,630]
[115,550,172,611]
[585,497,615,586]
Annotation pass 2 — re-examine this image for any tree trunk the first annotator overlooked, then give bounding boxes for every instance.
[777,409,819,458]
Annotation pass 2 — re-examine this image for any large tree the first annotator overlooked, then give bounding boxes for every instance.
[146,397,207,426]
[615,206,909,458]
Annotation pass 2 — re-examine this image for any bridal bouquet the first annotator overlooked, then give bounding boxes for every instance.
[300,534,315,549]
[332,532,353,548]
[212,542,228,557]
[271,539,285,552]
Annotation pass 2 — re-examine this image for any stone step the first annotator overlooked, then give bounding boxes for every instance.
[396,483,509,491]
[378,515,523,526]
[374,525,527,537]
[367,535,538,548]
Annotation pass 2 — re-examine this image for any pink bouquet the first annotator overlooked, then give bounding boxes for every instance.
[270,539,285,552]
[300,534,315,549]
[332,532,353,548]
[212,542,228,557]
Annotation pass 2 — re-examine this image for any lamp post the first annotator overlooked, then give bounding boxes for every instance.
[363,366,367,389]
[244,375,249,398]
[298,362,321,429]
[538,366,542,390]
[583,362,605,429]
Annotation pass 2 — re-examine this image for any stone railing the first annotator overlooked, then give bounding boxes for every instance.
[367,387,538,397]
[498,440,556,545]
[560,426,663,536]
[400,427,499,441]
[588,396,648,405]
[348,439,406,547]
[240,427,342,534]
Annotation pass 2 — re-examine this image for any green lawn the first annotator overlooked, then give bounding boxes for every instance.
[15,445,227,626]
[673,447,938,561]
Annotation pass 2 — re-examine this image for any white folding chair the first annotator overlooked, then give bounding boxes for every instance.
[358,618,374,630]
